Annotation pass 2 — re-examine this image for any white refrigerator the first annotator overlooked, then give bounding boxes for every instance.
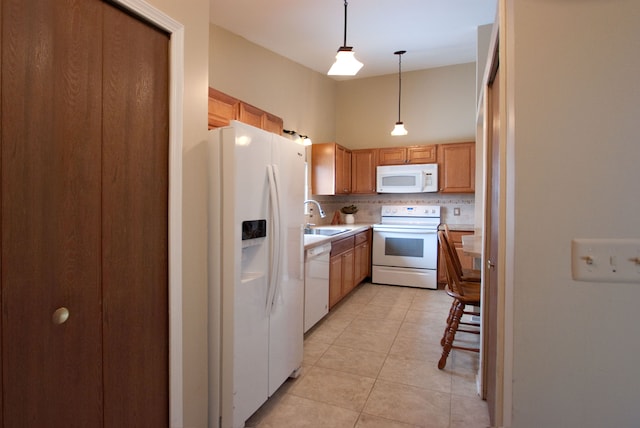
[208,121,305,428]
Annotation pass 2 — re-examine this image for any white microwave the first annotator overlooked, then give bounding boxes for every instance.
[376,163,438,193]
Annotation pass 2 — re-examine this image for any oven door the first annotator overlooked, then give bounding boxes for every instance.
[372,226,438,269]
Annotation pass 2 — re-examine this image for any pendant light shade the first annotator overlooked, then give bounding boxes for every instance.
[328,1,363,76]
[391,50,408,136]
[391,122,408,136]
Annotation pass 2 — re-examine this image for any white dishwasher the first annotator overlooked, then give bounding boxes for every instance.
[304,243,331,333]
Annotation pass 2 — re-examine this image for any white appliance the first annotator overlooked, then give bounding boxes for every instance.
[208,121,306,428]
[304,243,331,333]
[376,163,438,193]
[372,205,441,289]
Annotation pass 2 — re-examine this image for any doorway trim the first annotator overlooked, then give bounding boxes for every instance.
[109,1,184,426]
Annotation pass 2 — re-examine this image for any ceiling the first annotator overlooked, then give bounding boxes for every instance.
[209,0,497,80]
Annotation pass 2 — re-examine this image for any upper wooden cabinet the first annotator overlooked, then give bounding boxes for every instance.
[262,112,284,135]
[237,101,263,129]
[311,143,352,195]
[351,149,377,194]
[437,142,476,193]
[208,87,283,135]
[311,141,474,195]
[208,87,239,129]
[378,145,437,165]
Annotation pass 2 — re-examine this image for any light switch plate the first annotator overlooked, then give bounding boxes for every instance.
[571,238,640,283]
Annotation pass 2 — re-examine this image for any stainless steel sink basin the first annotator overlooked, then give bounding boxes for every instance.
[304,228,349,236]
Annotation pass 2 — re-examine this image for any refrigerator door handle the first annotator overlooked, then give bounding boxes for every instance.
[266,164,282,314]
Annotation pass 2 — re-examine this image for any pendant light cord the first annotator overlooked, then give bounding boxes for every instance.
[342,0,348,47]
[396,51,404,122]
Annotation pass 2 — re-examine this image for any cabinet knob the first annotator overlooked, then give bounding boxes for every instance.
[52,307,70,325]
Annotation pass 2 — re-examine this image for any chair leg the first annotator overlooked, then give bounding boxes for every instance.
[441,299,458,346]
[439,300,464,369]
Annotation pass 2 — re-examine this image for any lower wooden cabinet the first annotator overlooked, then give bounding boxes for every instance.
[353,230,371,284]
[438,229,475,285]
[328,229,371,309]
[329,236,355,309]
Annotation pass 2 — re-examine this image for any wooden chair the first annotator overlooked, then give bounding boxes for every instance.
[443,224,481,283]
[439,230,481,344]
[437,230,481,370]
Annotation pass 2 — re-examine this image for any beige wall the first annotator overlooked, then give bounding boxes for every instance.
[336,63,476,150]
[505,0,640,426]
[208,25,477,152]
[143,0,210,427]
[209,24,337,143]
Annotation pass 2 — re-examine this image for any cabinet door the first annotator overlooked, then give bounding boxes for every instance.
[208,88,239,129]
[438,142,476,193]
[378,147,407,165]
[353,231,371,284]
[262,112,283,135]
[335,145,352,194]
[311,143,336,195]
[341,249,355,296]
[362,238,371,278]
[351,149,377,194]
[407,145,437,164]
[354,242,369,284]
[329,255,343,309]
[238,102,264,129]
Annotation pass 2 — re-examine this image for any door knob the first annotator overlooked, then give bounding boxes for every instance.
[487,260,496,269]
[52,307,70,325]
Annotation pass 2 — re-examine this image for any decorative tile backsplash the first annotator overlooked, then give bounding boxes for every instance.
[305,193,475,226]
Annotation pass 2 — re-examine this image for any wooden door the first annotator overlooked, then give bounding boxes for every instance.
[0,0,169,425]
[102,4,169,426]
[1,1,104,425]
[484,50,501,426]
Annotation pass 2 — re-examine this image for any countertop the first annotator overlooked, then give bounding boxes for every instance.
[441,223,475,231]
[461,234,482,257]
[303,224,371,250]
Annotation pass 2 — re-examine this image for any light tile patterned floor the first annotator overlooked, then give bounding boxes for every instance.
[245,282,489,428]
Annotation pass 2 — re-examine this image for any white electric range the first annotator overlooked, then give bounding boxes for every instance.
[371,205,441,289]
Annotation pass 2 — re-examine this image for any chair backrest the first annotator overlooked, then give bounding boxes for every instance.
[437,230,468,297]
[442,224,469,280]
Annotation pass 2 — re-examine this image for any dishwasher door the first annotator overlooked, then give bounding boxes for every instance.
[304,243,331,333]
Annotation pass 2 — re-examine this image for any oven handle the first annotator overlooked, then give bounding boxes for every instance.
[373,226,438,234]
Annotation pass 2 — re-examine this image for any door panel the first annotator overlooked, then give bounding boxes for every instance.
[102,4,169,426]
[1,0,104,425]
[484,58,500,425]
[1,0,169,425]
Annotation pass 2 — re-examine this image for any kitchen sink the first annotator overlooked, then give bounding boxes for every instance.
[304,228,349,236]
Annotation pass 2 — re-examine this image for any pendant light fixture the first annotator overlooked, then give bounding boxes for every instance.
[391,50,408,136]
[327,0,363,76]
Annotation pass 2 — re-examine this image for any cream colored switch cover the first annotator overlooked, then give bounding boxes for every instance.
[571,239,640,283]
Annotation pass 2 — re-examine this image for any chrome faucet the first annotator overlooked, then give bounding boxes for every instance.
[304,199,326,218]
